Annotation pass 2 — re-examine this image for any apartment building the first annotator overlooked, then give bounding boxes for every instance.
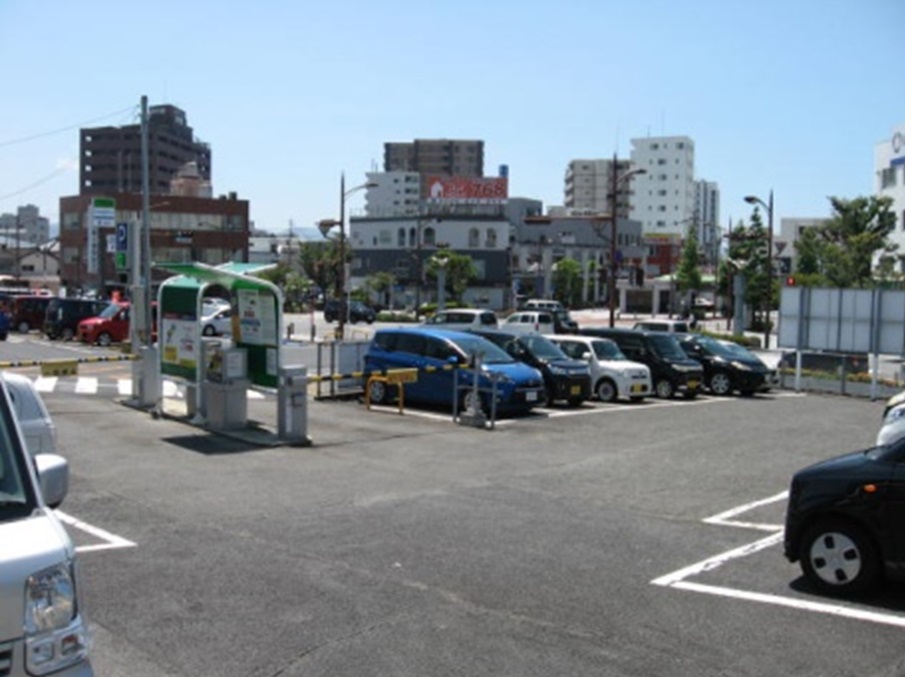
[563,158,636,218]
[630,135,696,236]
[384,139,484,180]
[80,104,211,196]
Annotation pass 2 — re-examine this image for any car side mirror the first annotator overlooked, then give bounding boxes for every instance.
[581,351,592,361]
[35,453,69,509]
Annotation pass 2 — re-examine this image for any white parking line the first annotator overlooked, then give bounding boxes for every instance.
[652,493,905,628]
[55,511,137,553]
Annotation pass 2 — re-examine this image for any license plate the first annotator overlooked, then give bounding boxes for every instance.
[526,391,538,402]
[687,380,700,389]
[631,384,645,393]
[570,385,581,395]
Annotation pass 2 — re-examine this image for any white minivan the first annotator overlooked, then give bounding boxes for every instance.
[0,375,94,676]
[549,334,652,403]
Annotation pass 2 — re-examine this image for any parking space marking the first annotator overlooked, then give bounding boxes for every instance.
[652,493,905,629]
[55,510,137,553]
[702,491,787,531]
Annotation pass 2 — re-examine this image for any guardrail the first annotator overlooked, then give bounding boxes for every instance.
[0,354,138,377]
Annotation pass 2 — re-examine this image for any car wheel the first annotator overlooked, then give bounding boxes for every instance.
[799,519,881,595]
[97,332,113,347]
[595,378,618,403]
[709,372,733,396]
[367,378,388,405]
[61,327,75,341]
[202,325,216,336]
[654,379,675,399]
[17,321,29,333]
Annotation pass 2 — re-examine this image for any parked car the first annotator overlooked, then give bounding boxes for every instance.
[44,297,109,341]
[550,308,579,333]
[0,373,94,675]
[201,306,233,336]
[1,372,58,456]
[521,298,564,312]
[784,436,905,595]
[324,298,376,324]
[0,304,8,340]
[876,403,905,446]
[77,300,131,346]
[9,294,52,333]
[501,310,556,335]
[677,334,777,396]
[423,308,498,331]
[363,327,546,414]
[632,319,692,333]
[470,329,591,406]
[549,334,652,403]
[580,327,703,399]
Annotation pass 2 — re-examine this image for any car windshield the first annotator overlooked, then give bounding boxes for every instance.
[98,302,124,319]
[649,334,687,359]
[592,339,627,361]
[519,334,568,360]
[718,341,757,360]
[453,335,515,364]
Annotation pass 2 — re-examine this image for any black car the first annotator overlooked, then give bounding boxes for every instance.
[580,327,703,399]
[323,299,376,324]
[552,309,579,334]
[470,329,591,406]
[677,334,777,396]
[784,437,905,595]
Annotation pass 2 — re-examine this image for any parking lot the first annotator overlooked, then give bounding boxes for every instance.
[45,383,905,677]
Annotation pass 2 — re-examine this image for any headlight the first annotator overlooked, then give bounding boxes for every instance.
[25,562,90,675]
[731,361,752,371]
[548,366,567,376]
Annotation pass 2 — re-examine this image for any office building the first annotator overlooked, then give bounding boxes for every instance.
[80,104,211,196]
[876,122,905,270]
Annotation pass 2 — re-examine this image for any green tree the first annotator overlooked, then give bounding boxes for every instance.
[364,271,396,308]
[816,196,896,288]
[298,240,339,297]
[675,225,703,304]
[551,258,582,308]
[425,250,476,303]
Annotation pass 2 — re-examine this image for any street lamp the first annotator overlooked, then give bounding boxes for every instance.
[743,190,774,349]
[319,173,377,340]
[607,153,646,327]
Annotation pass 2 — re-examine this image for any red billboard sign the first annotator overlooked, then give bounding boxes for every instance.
[426,176,508,202]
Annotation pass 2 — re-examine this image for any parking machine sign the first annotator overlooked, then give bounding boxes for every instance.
[115,222,128,270]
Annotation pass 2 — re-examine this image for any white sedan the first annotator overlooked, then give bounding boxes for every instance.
[201,307,233,336]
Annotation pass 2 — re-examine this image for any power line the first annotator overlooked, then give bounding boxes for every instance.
[0,105,138,149]
[0,166,70,202]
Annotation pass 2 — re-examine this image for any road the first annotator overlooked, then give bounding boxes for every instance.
[33,370,905,677]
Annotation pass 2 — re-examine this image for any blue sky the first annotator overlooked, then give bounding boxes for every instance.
[0,0,901,236]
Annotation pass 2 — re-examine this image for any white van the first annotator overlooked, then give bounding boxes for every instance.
[549,334,652,403]
[502,311,556,335]
[423,308,498,331]
[522,298,564,312]
[0,375,94,676]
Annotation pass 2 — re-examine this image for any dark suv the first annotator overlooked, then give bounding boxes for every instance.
[43,298,109,340]
[324,299,376,324]
[784,437,905,595]
[470,329,591,407]
[580,327,703,399]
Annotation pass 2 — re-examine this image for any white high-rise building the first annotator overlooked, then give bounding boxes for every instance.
[876,122,905,271]
[563,158,635,218]
[694,180,720,265]
[629,135,696,236]
[364,171,422,218]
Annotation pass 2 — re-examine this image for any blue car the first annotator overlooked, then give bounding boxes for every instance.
[0,306,8,340]
[364,327,546,414]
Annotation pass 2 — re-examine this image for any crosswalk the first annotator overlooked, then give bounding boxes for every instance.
[28,375,267,400]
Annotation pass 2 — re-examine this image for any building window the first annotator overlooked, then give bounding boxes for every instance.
[397,228,405,246]
[468,228,479,248]
[881,167,897,189]
[423,227,436,246]
[486,229,497,248]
